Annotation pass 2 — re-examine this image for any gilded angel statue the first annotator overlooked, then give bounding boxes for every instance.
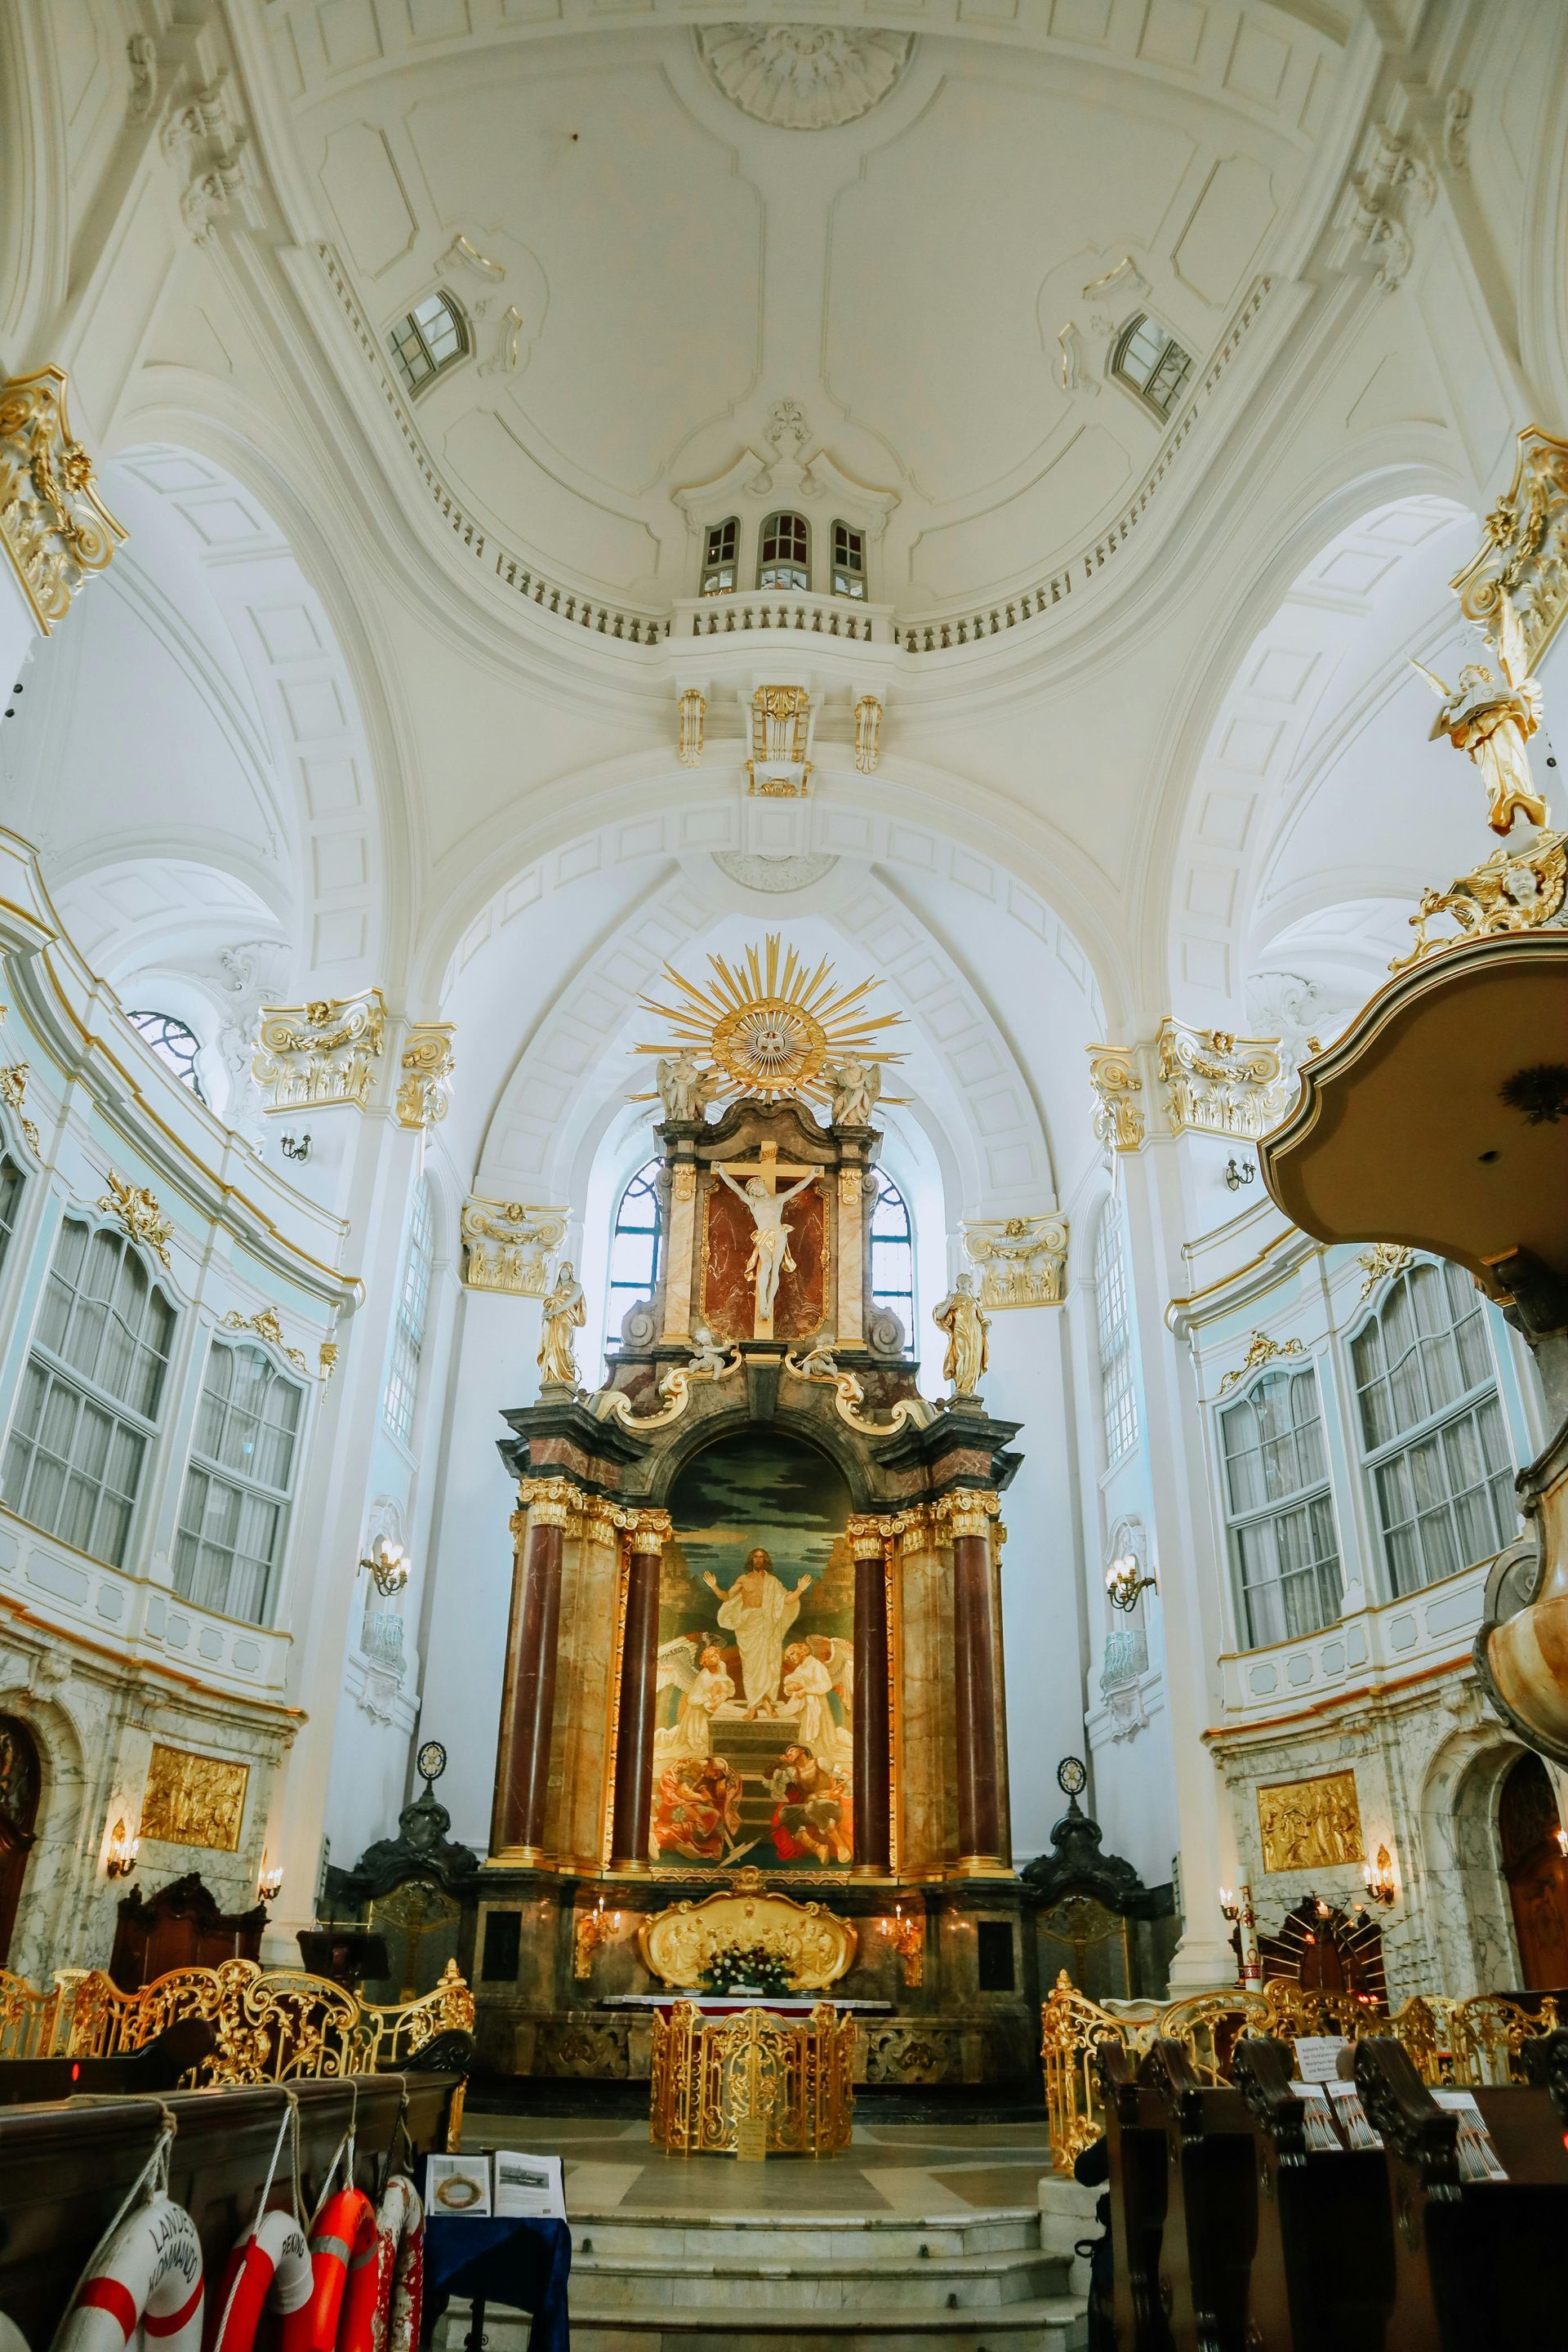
[1414,595,1549,836]
[933,1272,990,1399]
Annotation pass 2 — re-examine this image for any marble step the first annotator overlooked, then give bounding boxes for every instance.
[572,2244,1069,2310]
[569,2209,1042,2263]
[449,2300,1085,2352]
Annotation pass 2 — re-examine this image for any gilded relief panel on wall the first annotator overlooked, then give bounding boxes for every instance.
[651,1430,853,1874]
[139,1744,250,1852]
[1256,1768,1365,1874]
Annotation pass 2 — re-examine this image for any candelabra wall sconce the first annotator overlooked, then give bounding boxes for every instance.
[258,1856,283,1904]
[881,1902,924,1987]
[1105,1553,1157,1614]
[280,1132,312,1163]
[361,1535,410,1597]
[105,1819,139,1879]
[1223,1157,1256,1192]
[1361,1845,1397,1907]
[1219,1882,1262,1985]
[574,1893,622,1979]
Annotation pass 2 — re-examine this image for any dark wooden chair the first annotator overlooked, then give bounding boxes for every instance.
[109,1871,265,1989]
[1354,2034,1568,2350]
[1230,2034,1394,2352]
[0,2016,216,2103]
[1098,2041,1175,2352]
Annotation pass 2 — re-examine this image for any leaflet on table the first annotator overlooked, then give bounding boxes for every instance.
[426,2154,492,2215]
[1292,2036,1352,2084]
[494,2149,568,2219]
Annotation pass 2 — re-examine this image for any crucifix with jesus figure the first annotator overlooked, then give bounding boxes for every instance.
[711,1139,822,1339]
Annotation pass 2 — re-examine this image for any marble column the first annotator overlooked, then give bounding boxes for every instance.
[947,1492,1009,1873]
[610,1512,670,1871]
[850,1521,892,1875]
[659,1160,697,1345]
[490,1481,572,1862]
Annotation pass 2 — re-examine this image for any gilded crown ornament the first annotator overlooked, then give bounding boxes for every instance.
[634,935,903,1111]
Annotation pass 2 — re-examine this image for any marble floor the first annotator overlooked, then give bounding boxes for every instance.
[461,2111,1057,2216]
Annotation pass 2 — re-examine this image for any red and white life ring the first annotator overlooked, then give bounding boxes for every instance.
[381,2177,425,2352]
[302,2187,376,2352]
[56,2190,204,2352]
[203,2206,314,2352]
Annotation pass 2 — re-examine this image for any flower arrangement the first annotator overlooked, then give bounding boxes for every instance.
[701,1940,793,1997]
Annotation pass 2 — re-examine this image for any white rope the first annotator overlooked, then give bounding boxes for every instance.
[47,2104,178,2352]
[207,2088,302,2352]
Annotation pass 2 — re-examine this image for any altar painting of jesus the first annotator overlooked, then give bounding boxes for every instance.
[652,1428,855,1873]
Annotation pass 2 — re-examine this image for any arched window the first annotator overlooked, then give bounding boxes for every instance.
[127,1010,205,1102]
[1351,1258,1517,1595]
[2,1216,176,1567]
[869,1178,914,1333]
[759,512,809,592]
[831,522,866,599]
[702,518,738,595]
[383,1182,434,1445]
[1094,1196,1138,1465]
[1220,1365,1342,1646]
[173,1340,304,1624]
[1111,314,1193,418]
[0,1152,24,1279]
[388,292,469,395]
[607,1160,662,1345]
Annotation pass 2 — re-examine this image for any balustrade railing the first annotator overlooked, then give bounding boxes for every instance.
[1040,1969,1561,2172]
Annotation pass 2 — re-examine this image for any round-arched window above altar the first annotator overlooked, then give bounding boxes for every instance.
[869,1177,915,1337]
[607,1159,662,1346]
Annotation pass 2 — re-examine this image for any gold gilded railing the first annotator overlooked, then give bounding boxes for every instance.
[4,1957,474,2088]
[652,2001,855,2158]
[1040,1970,1562,2171]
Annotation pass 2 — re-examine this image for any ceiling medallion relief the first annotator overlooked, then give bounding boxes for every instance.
[697,26,913,131]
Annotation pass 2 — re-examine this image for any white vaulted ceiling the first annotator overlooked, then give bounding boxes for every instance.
[264,1,1341,614]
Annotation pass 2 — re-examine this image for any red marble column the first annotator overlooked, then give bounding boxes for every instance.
[610,1513,670,1871]
[851,1521,892,1875]
[490,1484,571,1860]
[949,1493,1006,1871]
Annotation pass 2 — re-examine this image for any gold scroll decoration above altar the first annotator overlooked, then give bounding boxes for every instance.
[638,1887,857,1990]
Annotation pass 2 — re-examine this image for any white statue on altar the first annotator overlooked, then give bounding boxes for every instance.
[825,1057,880,1127]
[715,1164,817,1321]
[706,1547,811,1717]
[655,1049,719,1123]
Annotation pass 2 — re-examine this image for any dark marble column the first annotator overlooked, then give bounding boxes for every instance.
[851,1521,892,1875]
[610,1512,670,1871]
[949,1493,1006,1871]
[490,1484,570,1860]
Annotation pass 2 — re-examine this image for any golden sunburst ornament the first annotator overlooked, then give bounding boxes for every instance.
[635,935,904,1106]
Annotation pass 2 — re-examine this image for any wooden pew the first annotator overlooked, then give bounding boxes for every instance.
[0,2067,461,2342]
[0,2017,215,2103]
[1137,2038,1257,2352]
[1098,2042,1175,2352]
[1354,2034,1568,2350]
[1229,2036,1394,2352]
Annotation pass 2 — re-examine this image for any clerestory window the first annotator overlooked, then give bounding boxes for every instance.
[759,512,809,593]
[128,1010,205,1102]
[831,522,866,599]
[868,1178,915,1335]
[1112,314,1193,419]
[1352,1259,1517,1596]
[2,1217,176,1568]
[607,1160,662,1348]
[388,292,469,396]
[383,1182,435,1446]
[1221,1365,1342,1647]
[173,1340,303,1624]
[702,518,738,595]
[1094,1196,1138,1468]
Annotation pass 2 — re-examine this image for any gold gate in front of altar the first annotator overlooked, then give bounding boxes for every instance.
[650,2000,855,2158]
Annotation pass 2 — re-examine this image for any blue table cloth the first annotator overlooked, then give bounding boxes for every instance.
[422,2212,572,2352]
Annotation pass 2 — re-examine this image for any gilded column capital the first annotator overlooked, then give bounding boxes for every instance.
[630,1509,672,1552]
[891,1505,935,1553]
[932,1488,1001,1543]
[0,366,125,635]
[252,989,386,1113]
[516,1476,575,1529]
[460,1197,568,1294]
[846,1513,893,1558]
[962,1213,1068,1309]
[1155,1017,1288,1142]
[395,1022,455,1129]
[1086,1045,1144,1152]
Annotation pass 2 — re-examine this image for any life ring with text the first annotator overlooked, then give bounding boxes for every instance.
[303,2187,376,2352]
[203,2206,314,2352]
[56,2191,204,2352]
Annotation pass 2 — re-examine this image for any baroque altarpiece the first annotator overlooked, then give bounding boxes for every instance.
[463,968,1054,2088]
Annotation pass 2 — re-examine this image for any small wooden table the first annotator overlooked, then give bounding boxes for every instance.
[648,1998,854,2159]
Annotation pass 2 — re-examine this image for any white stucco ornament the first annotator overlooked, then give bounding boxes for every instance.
[697,25,913,130]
